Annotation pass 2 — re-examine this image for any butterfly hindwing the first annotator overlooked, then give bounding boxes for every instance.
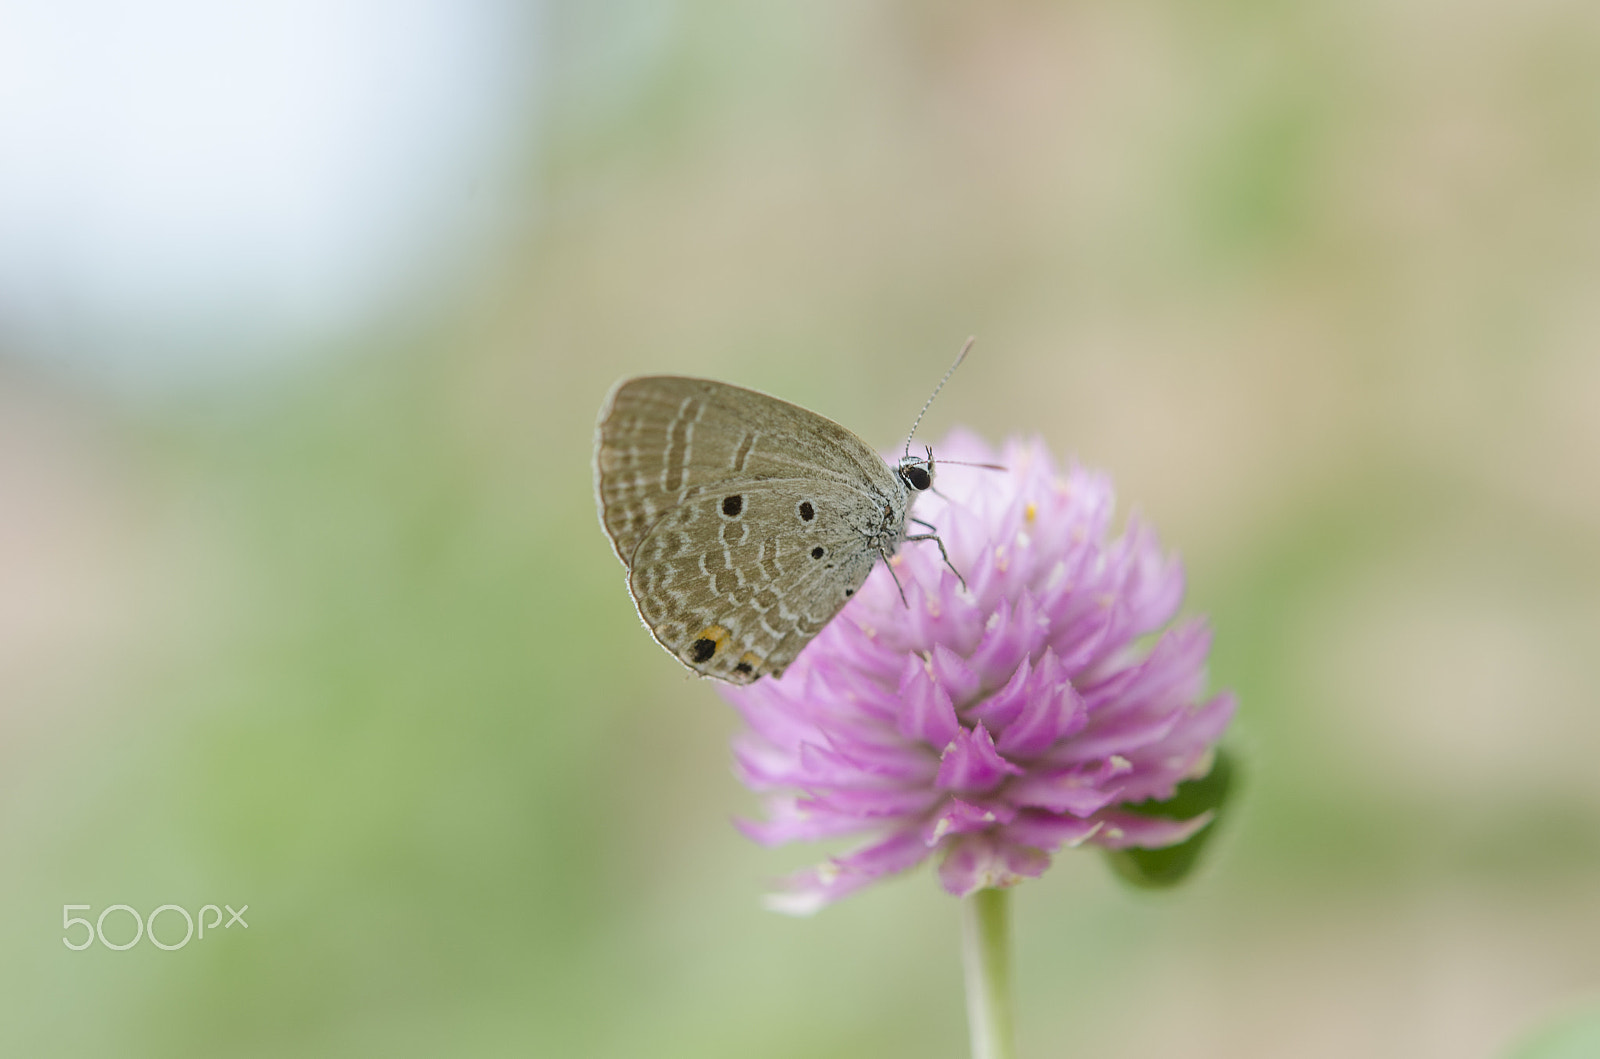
[625,482,883,683]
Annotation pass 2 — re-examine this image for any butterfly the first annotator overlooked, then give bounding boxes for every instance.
[593,341,974,684]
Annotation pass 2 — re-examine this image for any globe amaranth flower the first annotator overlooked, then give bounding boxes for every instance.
[720,432,1236,914]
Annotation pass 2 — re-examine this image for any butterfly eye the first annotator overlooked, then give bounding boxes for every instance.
[902,464,932,491]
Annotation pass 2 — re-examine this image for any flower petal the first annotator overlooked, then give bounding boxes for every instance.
[799,786,942,818]
[1088,809,1215,850]
[764,827,932,915]
[928,643,982,709]
[966,589,1050,687]
[969,654,1032,731]
[994,649,1088,757]
[1007,765,1123,816]
[937,834,1050,897]
[895,654,964,748]
[733,796,882,845]
[923,796,1017,845]
[1001,808,1106,851]
[935,722,1024,793]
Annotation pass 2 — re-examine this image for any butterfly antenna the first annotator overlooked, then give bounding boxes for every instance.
[904,336,976,457]
[935,459,1008,471]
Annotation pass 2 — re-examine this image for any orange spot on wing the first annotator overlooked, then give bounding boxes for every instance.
[695,624,733,652]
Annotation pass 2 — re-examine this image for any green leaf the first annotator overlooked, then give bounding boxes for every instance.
[1103,746,1238,890]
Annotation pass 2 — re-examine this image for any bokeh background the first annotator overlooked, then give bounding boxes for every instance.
[4,2,1600,1056]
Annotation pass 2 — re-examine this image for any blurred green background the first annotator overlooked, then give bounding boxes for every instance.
[4,2,1600,1056]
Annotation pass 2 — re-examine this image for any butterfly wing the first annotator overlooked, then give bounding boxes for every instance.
[594,376,897,563]
[594,376,904,683]
[625,481,884,683]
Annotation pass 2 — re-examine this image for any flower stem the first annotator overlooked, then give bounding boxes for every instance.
[961,887,1017,1059]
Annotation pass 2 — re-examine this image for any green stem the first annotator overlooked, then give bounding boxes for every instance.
[960,887,1017,1059]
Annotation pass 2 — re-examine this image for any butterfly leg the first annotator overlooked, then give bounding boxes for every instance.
[905,521,967,591]
[878,546,910,607]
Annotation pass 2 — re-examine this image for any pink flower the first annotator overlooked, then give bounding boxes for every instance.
[719,433,1236,914]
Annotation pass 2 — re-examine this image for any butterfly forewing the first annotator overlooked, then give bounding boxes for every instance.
[595,376,897,562]
[595,376,909,683]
